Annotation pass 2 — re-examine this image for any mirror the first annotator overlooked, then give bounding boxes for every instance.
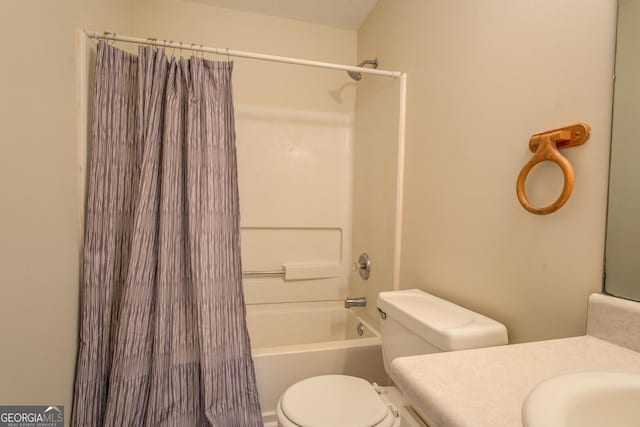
[604,0,640,301]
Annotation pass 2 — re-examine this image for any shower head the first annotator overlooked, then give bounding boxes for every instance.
[347,58,379,81]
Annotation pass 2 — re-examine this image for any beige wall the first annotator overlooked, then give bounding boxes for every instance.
[0,0,132,420]
[358,0,617,343]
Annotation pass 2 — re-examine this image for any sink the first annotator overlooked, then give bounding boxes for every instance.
[522,372,640,427]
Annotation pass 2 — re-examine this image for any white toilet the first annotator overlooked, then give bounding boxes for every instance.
[275,289,508,427]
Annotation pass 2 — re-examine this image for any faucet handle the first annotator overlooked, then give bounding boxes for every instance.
[353,253,371,280]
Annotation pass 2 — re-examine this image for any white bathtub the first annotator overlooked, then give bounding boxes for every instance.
[246,301,387,417]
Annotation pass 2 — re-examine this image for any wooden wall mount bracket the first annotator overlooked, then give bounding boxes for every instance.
[516,123,591,215]
[529,123,591,152]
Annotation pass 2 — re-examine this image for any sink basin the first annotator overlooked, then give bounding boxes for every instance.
[523,372,640,427]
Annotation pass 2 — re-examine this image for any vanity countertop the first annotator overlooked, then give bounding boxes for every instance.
[391,293,640,427]
[391,335,640,427]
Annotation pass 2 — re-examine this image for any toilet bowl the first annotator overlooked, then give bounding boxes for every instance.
[276,289,508,427]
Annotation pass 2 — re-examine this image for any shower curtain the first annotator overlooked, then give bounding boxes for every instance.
[72,41,262,426]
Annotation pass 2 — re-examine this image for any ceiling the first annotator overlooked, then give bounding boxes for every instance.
[193,0,380,30]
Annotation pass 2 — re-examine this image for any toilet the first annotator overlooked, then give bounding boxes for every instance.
[275,289,508,427]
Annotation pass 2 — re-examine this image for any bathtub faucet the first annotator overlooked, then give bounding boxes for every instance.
[344,296,367,308]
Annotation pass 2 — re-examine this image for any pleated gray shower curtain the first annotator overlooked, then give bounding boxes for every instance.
[72,41,262,426]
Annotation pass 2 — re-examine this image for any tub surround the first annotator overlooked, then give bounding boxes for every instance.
[390,293,640,427]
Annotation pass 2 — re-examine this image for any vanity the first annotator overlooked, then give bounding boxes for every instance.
[390,293,640,427]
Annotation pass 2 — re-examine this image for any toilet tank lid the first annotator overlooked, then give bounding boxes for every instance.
[377,289,508,351]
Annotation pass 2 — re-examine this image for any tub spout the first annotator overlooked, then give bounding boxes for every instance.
[344,296,367,308]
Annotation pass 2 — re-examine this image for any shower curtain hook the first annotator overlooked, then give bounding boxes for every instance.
[102,31,112,44]
[179,41,183,57]
[225,47,230,62]
[200,44,204,59]
[168,40,175,57]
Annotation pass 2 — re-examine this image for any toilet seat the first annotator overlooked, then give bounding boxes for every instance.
[276,375,395,427]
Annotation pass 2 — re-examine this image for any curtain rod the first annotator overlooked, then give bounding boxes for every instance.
[84,30,402,78]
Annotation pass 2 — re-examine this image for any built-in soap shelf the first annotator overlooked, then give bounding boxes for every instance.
[243,263,341,281]
[240,226,343,282]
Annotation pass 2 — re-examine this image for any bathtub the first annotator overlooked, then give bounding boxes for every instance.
[246,301,388,418]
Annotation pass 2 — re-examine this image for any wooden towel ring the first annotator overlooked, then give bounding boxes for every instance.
[516,123,590,215]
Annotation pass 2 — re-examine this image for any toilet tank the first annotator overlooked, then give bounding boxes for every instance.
[377,289,508,373]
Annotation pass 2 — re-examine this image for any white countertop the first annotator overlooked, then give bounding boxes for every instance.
[391,335,640,427]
